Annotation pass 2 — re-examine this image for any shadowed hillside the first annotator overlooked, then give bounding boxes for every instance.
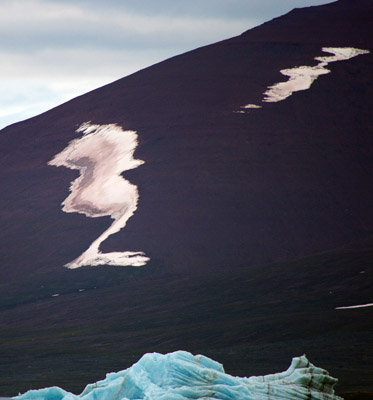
[0,0,372,395]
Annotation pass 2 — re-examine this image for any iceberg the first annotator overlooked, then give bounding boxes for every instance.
[15,351,342,400]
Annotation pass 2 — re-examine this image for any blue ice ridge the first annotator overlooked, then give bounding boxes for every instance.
[15,351,342,400]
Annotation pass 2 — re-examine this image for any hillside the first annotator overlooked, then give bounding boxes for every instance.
[0,0,372,396]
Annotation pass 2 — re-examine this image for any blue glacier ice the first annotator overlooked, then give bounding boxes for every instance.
[15,351,342,400]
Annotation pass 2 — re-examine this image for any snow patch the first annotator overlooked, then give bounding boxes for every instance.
[263,47,369,103]
[235,46,369,110]
[241,104,262,109]
[263,64,330,102]
[49,122,149,269]
[315,47,370,64]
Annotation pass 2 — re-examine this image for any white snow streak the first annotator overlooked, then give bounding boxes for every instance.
[241,104,262,109]
[263,47,369,103]
[49,122,149,269]
[335,303,373,310]
[235,46,370,112]
[263,64,330,103]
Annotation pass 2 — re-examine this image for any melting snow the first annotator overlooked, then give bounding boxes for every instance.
[49,122,149,269]
[236,46,369,110]
[263,64,330,102]
[315,47,370,64]
[263,47,369,103]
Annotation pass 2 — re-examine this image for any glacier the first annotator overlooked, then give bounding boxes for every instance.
[15,351,342,400]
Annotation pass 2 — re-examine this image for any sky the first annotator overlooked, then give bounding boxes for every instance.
[0,0,334,129]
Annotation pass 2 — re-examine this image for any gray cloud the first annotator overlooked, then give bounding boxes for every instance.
[49,0,335,20]
[0,0,255,52]
[0,0,334,53]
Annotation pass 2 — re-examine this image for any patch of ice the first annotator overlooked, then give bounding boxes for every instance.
[335,302,373,310]
[49,122,149,269]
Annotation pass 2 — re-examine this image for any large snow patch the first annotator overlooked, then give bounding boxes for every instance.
[49,122,149,269]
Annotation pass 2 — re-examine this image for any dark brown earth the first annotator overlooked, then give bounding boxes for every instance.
[0,0,372,396]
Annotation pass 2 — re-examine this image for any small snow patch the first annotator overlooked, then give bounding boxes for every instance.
[241,104,262,109]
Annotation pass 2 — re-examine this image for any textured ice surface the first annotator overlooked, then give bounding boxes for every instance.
[236,46,369,111]
[15,351,342,400]
[49,122,149,269]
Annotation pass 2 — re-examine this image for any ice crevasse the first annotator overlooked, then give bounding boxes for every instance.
[15,351,342,400]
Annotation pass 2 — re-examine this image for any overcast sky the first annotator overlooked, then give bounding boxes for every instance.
[0,0,334,129]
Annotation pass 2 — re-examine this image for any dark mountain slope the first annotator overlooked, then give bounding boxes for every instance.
[240,0,373,46]
[0,241,372,394]
[1,0,372,280]
[0,0,372,395]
